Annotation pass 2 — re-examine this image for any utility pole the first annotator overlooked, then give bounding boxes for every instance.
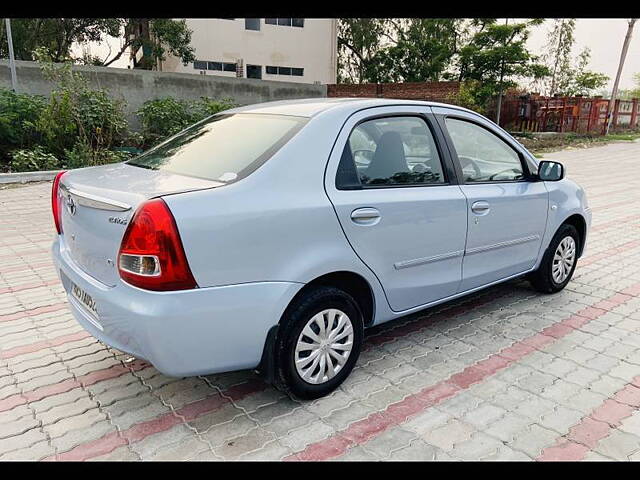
[4,18,18,92]
[495,18,509,126]
[606,18,637,135]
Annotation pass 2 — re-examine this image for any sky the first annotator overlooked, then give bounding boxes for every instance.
[526,18,639,91]
[76,18,640,92]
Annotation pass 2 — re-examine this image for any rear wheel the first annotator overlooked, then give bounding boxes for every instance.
[273,286,363,400]
[529,223,580,293]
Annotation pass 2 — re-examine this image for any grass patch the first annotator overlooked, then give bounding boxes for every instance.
[511,130,640,155]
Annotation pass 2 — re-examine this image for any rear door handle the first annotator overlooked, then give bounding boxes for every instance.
[471,201,490,215]
[351,207,381,225]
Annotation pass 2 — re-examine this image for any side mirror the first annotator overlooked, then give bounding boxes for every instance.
[537,160,564,181]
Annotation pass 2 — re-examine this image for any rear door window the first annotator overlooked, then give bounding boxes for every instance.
[339,116,446,188]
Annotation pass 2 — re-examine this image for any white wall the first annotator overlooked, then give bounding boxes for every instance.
[161,18,337,85]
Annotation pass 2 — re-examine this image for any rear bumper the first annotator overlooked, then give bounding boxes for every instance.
[52,237,302,377]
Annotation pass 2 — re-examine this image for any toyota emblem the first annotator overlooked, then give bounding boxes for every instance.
[65,195,77,216]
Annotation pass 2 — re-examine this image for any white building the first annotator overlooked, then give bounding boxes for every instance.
[158,18,337,85]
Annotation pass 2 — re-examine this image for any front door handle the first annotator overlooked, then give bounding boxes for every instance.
[351,207,381,225]
[471,201,490,215]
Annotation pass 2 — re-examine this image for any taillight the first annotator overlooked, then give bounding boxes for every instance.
[118,198,197,291]
[51,171,67,234]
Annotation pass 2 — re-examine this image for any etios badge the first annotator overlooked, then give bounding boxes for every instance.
[108,217,128,225]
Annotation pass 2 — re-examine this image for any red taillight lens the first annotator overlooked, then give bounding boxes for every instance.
[51,171,67,234]
[118,198,197,291]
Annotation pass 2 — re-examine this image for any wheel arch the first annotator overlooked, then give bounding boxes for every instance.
[256,270,375,385]
[289,271,376,328]
[561,213,587,257]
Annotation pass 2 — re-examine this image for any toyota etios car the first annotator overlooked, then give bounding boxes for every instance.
[52,98,591,399]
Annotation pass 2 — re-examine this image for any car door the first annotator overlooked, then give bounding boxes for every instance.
[325,106,468,312]
[434,107,549,292]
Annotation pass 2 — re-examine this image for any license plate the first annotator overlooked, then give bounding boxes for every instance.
[71,282,98,318]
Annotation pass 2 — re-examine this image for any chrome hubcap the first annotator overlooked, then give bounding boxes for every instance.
[552,236,576,284]
[295,309,354,385]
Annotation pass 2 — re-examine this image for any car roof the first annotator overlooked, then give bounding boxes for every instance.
[226,97,477,118]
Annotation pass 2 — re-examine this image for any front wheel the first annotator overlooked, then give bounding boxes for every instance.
[273,286,363,400]
[529,223,580,293]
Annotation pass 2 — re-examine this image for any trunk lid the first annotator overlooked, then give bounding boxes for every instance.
[59,162,222,286]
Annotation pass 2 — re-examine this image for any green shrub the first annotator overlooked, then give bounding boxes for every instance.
[36,62,129,159]
[191,97,236,120]
[446,80,487,115]
[0,88,47,169]
[9,146,60,172]
[2,57,237,172]
[137,96,236,148]
[63,141,131,169]
[136,97,193,146]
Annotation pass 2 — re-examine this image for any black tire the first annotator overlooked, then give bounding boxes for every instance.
[529,223,580,293]
[273,286,363,400]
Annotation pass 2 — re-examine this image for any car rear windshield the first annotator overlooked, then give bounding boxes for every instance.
[127,113,308,183]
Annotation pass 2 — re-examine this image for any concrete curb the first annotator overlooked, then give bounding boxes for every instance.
[0,170,61,184]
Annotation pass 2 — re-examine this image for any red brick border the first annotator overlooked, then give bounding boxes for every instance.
[0,279,60,295]
[538,376,640,461]
[0,303,68,324]
[0,331,91,360]
[48,379,268,461]
[0,360,150,413]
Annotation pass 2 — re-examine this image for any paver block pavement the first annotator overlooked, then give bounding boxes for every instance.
[2,142,640,460]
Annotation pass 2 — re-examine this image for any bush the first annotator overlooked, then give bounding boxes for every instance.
[136,97,193,146]
[191,96,236,119]
[9,146,60,172]
[446,80,487,115]
[36,61,129,159]
[137,96,235,148]
[63,141,131,169]
[0,57,237,172]
[0,88,47,169]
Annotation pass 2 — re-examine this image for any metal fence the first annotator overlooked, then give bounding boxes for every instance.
[498,95,639,135]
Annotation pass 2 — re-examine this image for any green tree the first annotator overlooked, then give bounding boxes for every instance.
[337,18,393,83]
[375,19,461,82]
[0,19,121,63]
[619,73,640,99]
[540,19,576,95]
[454,19,549,108]
[0,18,195,68]
[556,48,609,96]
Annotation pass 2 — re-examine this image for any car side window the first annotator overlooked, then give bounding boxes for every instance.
[338,116,446,189]
[445,118,525,183]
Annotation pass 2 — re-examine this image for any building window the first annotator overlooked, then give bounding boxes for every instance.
[266,65,304,77]
[245,18,260,31]
[265,18,304,28]
[247,65,262,79]
[195,60,237,72]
